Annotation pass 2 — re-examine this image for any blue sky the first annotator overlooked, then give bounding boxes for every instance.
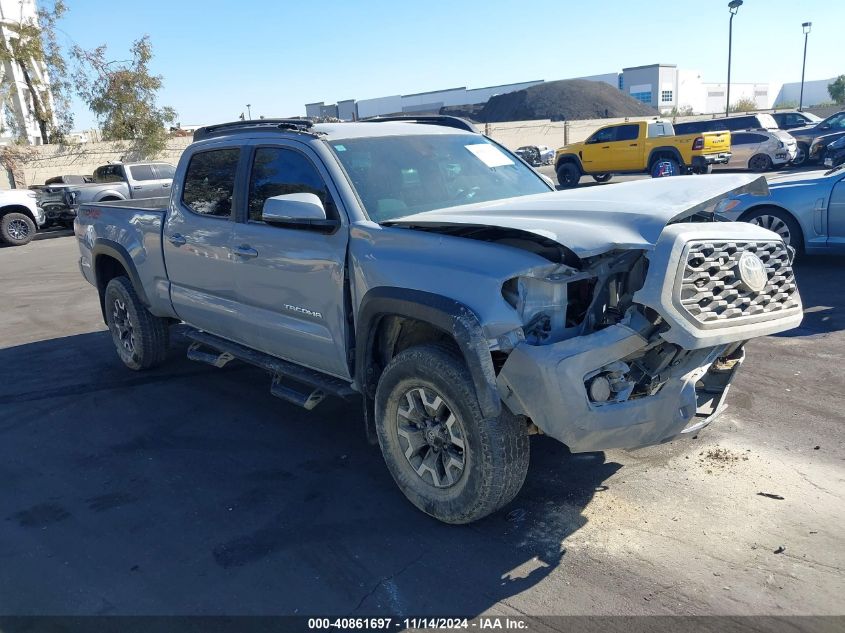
[57,0,844,129]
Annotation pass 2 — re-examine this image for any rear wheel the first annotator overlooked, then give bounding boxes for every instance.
[0,212,36,246]
[749,154,773,173]
[375,345,529,524]
[650,157,681,178]
[592,173,612,183]
[556,162,580,188]
[104,276,170,370]
[744,207,803,252]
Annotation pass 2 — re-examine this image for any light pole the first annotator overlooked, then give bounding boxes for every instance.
[725,0,743,116]
[799,22,812,111]
[246,104,252,119]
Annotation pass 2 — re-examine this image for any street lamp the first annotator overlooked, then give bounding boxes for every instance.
[246,103,252,119]
[799,22,812,111]
[725,0,743,116]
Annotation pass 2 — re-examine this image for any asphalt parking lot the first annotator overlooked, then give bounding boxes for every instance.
[0,229,843,618]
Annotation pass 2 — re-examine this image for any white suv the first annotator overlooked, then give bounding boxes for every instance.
[713,129,798,172]
[0,189,45,246]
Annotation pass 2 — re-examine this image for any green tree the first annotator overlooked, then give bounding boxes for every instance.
[72,36,176,158]
[0,1,73,143]
[828,75,845,105]
[729,97,758,113]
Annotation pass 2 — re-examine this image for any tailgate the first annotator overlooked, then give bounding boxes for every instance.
[700,130,731,153]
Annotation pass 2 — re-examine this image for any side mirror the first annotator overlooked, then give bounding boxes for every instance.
[261,193,339,232]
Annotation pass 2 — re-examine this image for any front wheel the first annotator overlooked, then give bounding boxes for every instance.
[744,207,803,253]
[375,345,529,524]
[104,276,170,370]
[792,143,809,167]
[556,162,580,188]
[0,212,36,246]
[650,157,681,178]
[592,173,613,183]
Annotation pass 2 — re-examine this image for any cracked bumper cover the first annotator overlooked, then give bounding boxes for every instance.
[496,324,744,452]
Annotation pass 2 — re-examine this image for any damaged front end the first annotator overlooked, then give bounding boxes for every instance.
[493,222,800,452]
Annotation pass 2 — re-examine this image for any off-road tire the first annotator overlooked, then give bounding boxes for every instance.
[104,276,170,370]
[650,157,681,178]
[592,173,613,183]
[743,207,803,253]
[0,212,36,246]
[556,162,580,188]
[374,344,529,524]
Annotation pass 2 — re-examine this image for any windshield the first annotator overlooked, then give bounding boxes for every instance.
[329,134,551,222]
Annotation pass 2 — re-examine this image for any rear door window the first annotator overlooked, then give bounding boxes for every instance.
[129,165,156,181]
[615,124,639,141]
[154,164,176,179]
[94,164,125,183]
[181,148,240,218]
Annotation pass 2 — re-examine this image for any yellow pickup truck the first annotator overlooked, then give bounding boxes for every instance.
[554,119,732,187]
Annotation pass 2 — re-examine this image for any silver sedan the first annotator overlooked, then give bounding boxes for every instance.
[718,165,845,254]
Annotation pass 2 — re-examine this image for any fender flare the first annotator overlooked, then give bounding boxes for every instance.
[555,153,584,173]
[94,190,127,202]
[647,146,685,169]
[355,287,501,419]
[91,238,151,307]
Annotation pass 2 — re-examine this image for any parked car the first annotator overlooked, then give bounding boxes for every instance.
[514,145,554,166]
[555,119,731,186]
[712,129,797,172]
[808,131,845,164]
[822,135,845,168]
[33,174,95,226]
[771,110,822,130]
[75,117,802,524]
[718,164,845,253]
[57,162,176,221]
[0,189,45,246]
[784,110,845,166]
[674,113,780,135]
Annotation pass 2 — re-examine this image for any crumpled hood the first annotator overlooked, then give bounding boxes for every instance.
[389,174,768,258]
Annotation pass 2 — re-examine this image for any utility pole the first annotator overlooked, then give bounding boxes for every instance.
[799,22,812,111]
[726,0,743,116]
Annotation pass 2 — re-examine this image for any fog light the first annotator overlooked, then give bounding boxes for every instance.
[588,375,612,402]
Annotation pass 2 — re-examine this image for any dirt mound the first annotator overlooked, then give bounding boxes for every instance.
[479,79,658,122]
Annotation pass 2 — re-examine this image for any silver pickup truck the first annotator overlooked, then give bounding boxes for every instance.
[74,117,803,524]
[45,161,175,226]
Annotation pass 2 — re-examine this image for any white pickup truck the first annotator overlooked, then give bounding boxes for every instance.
[0,189,44,246]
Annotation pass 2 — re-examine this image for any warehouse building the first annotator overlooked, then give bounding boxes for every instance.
[306,63,837,120]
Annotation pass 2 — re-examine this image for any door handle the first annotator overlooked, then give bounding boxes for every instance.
[162,183,171,188]
[168,233,186,247]
[234,245,258,259]
[133,186,142,190]
[629,143,638,147]
[601,145,610,149]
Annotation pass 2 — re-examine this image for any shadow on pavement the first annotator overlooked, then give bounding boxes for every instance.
[0,330,619,615]
[774,254,844,337]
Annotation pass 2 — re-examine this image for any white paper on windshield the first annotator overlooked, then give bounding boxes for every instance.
[465,143,514,168]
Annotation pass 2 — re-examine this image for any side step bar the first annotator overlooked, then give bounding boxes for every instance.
[184,329,357,410]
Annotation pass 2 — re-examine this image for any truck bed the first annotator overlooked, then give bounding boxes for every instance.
[75,199,174,318]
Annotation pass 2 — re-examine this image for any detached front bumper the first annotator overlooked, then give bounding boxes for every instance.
[496,222,801,453]
[496,323,744,452]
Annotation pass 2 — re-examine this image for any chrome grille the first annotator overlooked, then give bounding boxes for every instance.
[678,240,799,325]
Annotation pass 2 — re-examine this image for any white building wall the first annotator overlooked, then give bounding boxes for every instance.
[701,82,778,113]
[356,95,403,119]
[0,0,53,145]
[774,77,837,107]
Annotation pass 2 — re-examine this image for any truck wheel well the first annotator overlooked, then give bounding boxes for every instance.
[648,149,683,168]
[0,205,36,224]
[94,255,129,320]
[555,155,582,173]
[372,315,457,386]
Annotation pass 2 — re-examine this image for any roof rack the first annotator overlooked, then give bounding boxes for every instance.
[360,115,478,133]
[193,119,316,141]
